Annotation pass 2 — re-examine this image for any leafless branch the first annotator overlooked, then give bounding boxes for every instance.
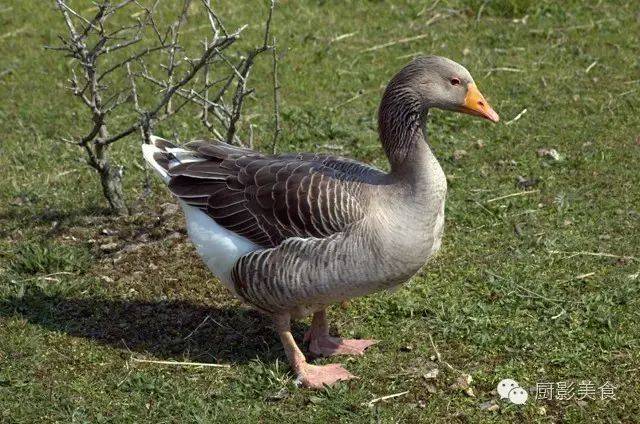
[50,0,278,214]
[202,0,228,38]
[271,38,281,154]
[225,0,276,143]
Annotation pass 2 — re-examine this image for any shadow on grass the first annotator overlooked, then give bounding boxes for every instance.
[1,288,306,364]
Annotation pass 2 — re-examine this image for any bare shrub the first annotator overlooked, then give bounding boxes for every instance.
[48,0,276,214]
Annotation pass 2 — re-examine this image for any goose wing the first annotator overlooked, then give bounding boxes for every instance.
[164,140,384,248]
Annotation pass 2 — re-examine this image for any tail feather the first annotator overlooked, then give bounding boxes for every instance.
[142,135,203,184]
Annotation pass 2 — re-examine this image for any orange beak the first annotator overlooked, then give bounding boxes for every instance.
[457,83,499,123]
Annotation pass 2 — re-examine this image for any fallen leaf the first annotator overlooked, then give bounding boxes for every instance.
[450,374,473,391]
[265,387,289,402]
[537,148,562,161]
[517,175,540,189]
[514,223,523,237]
[99,242,118,253]
[122,243,144,254]
[425,383,437,394]
[404,360,438,378]
[10,196,26,206]
[423,368,439,380]
[101,228,117,236]
[453,149,468,161]
[497,159,518,167]
[308,395,324,405]
[161,203,180,217]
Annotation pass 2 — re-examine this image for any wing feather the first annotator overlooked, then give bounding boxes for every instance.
[164,140,384,248]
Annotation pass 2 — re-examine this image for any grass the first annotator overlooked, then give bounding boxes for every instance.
[1,0,639,422]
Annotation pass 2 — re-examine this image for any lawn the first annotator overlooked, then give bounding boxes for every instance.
[1,0,639,422]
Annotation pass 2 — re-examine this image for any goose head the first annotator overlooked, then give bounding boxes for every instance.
[384,55,499,123]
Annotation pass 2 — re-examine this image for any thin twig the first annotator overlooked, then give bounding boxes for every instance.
[505,108,527,125]
[183,314,211,340]
[0,26,28,40]
[428,333,458,373]
[271,37,281,154]
[484,67,524,78]
[262,0,275,49]
[514,283,563,304]
[330,32,357,43]
[333,89,370,110]
[131,358,231,368]
[224,0,274,143]
[363,391,410,406]
[486,190,538,203]
[417,0,441,16]
[547,250,638,262]
[164,0,191,114]
[428,333,441,362]
[361,14,442,52]
[585,60,598,73]
[202,0,228,37]
[11,271,75,283]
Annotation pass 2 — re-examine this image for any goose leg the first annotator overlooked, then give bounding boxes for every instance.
[274,314,355,389]
[303,309,378,357]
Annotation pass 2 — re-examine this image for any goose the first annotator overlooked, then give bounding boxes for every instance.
[142,56,498,389]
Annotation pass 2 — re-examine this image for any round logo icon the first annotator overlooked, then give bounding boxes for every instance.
[497,378,519,399]
[508,386,529,405]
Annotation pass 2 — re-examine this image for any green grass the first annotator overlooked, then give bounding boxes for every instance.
[1,0,640,422]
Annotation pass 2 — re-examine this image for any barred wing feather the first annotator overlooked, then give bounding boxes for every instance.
[161,139,384,248]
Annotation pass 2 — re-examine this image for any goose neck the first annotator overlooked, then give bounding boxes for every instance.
[378,92,438,183]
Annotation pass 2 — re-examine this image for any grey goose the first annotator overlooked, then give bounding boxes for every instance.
[142,56,499,389]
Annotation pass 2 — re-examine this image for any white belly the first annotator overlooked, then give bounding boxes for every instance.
[180,202,260,292]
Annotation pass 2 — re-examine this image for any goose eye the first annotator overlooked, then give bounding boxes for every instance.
[450,78,461,86]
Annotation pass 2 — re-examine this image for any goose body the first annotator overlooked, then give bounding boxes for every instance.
[142,56,498,388]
